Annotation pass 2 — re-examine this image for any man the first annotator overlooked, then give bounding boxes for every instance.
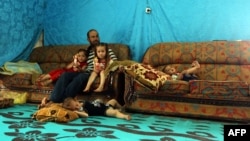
[49,29,117,103]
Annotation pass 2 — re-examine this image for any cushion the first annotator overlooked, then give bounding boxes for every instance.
[32,103,79,123]
[189,80,249,100]
[124,63,170,91]
[2,90,27,104]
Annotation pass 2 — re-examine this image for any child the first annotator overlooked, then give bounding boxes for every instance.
[36,49,88,86]
[83,42,113,92]
[62,97,131,120]
[163,60,200,81]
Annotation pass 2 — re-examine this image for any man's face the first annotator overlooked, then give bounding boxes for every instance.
[88,31,100,46]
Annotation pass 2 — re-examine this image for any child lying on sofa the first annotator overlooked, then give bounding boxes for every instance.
[162,60,200,81]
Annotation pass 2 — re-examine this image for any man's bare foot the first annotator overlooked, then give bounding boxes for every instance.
[38,97,48,109]
[83,88,89,92]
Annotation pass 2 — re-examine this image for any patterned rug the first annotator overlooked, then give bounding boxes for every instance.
[0,104,231,141]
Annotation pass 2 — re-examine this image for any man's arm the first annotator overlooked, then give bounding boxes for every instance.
[85,51,95,72]
[108,48,117,60]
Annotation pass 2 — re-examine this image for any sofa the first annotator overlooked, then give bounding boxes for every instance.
[123,40,250,122]
[0,43,131,104]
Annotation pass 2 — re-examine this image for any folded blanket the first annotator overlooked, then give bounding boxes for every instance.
[104,60,137,77]
[0,60,42,75]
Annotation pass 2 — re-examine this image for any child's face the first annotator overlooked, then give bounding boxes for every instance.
[68,100,82,111]
[77,51,87,63]
[96,46,107,59]
[163,66,176,75]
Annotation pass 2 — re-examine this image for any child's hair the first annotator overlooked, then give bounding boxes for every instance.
[62,97,75,110]
[77,49,88,57]
[94,42,109,61]
[163,65,171,74]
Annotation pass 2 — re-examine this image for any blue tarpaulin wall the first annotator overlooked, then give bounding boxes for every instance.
[1,0,250,66]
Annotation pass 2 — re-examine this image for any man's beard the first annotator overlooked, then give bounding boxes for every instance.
[91,40,100,46]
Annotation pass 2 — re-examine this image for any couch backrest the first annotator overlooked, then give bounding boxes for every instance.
[142,41,250,82]
[29,43,131,73]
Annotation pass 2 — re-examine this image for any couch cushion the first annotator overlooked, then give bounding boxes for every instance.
[2,90,28,104]
[190,80,249,100]
[124,63,170,91]
[30,44,131,73]
[0,73,32,86]
[159,80,189,95]
[32,103,79,122]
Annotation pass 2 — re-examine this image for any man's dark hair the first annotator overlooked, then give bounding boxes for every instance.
[86,29,98,55]
[87,29,97,38]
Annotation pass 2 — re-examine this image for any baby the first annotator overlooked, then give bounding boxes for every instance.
[62,97,131,120]
[163,60,200,81]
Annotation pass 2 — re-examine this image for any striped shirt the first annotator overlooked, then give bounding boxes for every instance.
[85,48,117,72]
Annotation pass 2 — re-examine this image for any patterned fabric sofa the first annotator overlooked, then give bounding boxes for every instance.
[123,41,250,122]
[0,44,130,103]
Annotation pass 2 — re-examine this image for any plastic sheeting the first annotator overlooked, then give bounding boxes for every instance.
[44,0,250,61]
[1,0,250,66]
[0,0,44,66]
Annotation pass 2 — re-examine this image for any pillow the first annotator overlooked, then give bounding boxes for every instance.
[32,103,79,123]
[124,63,170,91]
[2,90,27,104]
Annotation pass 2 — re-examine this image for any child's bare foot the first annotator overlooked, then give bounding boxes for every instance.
[35,81,45,87]
[192,61,200,68]
[94,87,103,92]
[125,115,131,120]
[36,74,45,82]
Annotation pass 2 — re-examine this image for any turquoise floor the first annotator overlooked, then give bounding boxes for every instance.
[0,104,230,141]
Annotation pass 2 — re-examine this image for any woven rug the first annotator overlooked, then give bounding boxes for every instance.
[0,104,230,141]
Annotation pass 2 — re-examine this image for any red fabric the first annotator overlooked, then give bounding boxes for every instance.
[49,62,87,81]
[48,69,65,81]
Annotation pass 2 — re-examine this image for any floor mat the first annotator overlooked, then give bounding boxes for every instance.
[0,104,231,141]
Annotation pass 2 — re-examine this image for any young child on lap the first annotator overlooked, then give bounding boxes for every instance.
[83,42,113,92]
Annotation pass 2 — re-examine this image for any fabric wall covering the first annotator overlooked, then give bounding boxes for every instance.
[1,0,250,66]
[0,0,44,66]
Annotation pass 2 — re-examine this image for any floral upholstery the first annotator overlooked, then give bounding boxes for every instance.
[189,80,249,100]
[124,41,250,121]
[0,44,131,103]
[124,63,170,92]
